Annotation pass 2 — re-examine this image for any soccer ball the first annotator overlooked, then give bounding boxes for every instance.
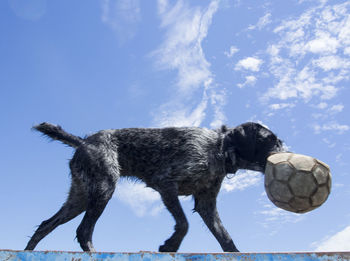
[264,152,331,213]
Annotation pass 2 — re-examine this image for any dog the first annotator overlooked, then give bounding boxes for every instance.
[25,122,285,252]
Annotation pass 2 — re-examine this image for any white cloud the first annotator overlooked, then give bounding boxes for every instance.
[210,89,227,128]
[305,34,339,54]
[313,122,350,134]
[154,92,208,127]
[221,170,262,192]
[316,102,328,109]
[345,47,350,55]
[224,45,239,58]
[322,138,336,148]
[235,57,263,72]
[339,15,350,45]
[101,0,141,43]
[256,192,304,235]
[157,0,168,14]
[313,55,350,71]
[297,0,327,4]
[237,75,257,88]
[269,103,295,110]
[329,104,344,113]
[263,64,338,101]
[312,113,325,119]
[248,12,272,30]
[115,180,163,217]
[263,1,350,104]
[153,0,218,93]
[336,153,343,163]
[313,226,350,251]
[259,204,300,223]
[152,0,222,127]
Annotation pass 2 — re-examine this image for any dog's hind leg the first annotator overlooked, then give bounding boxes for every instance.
[194,193,239,252]
[25,180,87,250]
[75,177,116,252]
[158,184,188,252]
[73,132,119,252]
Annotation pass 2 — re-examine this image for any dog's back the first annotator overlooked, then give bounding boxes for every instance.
[85,127,226,195]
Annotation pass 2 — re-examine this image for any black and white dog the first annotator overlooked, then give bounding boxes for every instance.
[25,122,284,252]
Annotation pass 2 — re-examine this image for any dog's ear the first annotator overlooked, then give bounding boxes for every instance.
[223,124,256,167]
[258,126,273,139]
[254,124,286,164]
[229,124,257,162]
[231,122,281,160]
[255,126,277,150]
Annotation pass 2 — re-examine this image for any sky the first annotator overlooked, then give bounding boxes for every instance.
[1,0,350,254]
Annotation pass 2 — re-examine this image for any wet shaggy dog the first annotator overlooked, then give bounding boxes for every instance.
[25,122,284,252]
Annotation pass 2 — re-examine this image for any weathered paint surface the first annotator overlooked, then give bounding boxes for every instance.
[0,250,349,261]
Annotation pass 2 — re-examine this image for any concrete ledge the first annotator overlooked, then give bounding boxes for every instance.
[1,250,350,261]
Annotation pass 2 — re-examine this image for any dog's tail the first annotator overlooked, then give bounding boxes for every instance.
[33,122,83,148]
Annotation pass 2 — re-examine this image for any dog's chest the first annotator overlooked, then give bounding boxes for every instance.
[177,170,225,195]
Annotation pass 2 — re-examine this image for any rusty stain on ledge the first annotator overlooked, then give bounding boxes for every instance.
[0,250,350,261]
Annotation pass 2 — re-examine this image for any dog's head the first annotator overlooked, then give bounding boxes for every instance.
[223,122,285,173]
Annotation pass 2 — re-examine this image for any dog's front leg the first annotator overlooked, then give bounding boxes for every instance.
[194,194,239,252]
[158,184,188,252]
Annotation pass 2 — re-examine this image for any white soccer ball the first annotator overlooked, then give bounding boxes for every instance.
[264,152,331,213]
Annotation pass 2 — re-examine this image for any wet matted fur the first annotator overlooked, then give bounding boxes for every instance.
[25,122,285,252]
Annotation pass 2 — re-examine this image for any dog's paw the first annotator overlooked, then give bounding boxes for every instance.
[158,244,169,252]
[158,244,176,252]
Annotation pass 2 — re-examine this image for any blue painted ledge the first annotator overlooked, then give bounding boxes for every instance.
[1,250,350,261]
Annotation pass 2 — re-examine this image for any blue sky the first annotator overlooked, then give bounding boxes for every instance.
[1,0,350,253]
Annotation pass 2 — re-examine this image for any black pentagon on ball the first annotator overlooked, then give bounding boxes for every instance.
[288,197,312,213]
[268,180,293,203]
[311,185,330,207]
[274,161,295,182]
[273,200,294,212]
[264,162,275,187]
[312,164,329,185]
[289,170,318,198]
